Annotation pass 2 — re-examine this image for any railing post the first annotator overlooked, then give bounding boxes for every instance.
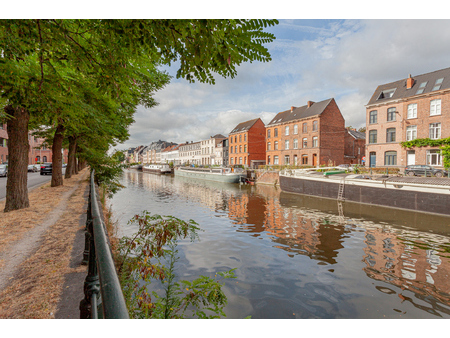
[81,190,92,265]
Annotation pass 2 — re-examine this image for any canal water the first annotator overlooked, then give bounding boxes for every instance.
[108,169,450,319]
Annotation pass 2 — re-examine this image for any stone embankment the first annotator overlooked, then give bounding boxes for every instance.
[249,169,280,186]
[0,169,90,319]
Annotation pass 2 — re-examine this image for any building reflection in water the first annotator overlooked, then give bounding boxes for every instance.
[123,170,450,316]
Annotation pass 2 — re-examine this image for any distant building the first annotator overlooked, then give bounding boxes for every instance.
[365,67,450,168]
[0,123,7,164]
[200,134,227,166]
[266,98,345,167]
[178,141,201,166]
[228,118,266,168]
[344,128,366,165]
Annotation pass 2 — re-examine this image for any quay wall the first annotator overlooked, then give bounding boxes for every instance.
[247,170,280,186]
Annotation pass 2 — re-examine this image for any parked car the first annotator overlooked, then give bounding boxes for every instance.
[404,165,447,177]
[40,163,52,175]
[0,164,7,177]
[28,164,38,172]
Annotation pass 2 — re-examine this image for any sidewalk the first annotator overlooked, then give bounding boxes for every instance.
[0,169,90,319]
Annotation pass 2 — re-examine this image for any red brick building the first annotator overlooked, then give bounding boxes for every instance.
[228,118,266,168]
[0,123,8,164]
[365,67,450,168]
[344,128,366,165]
[265,98,346,167]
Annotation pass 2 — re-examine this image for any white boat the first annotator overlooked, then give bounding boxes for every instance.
[142,164,172,174]
[279,167,450,216]
[174,167,245,183]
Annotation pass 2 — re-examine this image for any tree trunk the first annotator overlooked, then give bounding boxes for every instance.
[65,136,77,179]
[51,123,65,187]
[4,105,30,212]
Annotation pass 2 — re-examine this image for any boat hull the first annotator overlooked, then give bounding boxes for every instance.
[279,173,450,216]
[175,168,243,183]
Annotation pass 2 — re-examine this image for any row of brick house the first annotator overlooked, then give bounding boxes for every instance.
[0,123,68,165]
[126,66,450,170]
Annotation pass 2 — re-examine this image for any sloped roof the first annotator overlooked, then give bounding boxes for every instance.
[211,134,227,139]
[367,67,450,106]
[229,118,261,134]
[347,129,366,139]
[267,98,334,126]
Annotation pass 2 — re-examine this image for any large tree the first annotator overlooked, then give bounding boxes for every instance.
[0,19,278,211]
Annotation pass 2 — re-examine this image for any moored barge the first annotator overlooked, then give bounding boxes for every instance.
[143,164,172,174]
[279,168,450,216]
[174,167,245,183]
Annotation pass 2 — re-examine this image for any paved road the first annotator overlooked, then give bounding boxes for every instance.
[0,169,66,200]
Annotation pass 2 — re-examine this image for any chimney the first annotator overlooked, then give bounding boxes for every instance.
[406,74,414,89]
[307,101,315,108]
[290,106,294,112]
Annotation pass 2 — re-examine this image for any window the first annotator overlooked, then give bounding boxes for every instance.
[313,136,318,147]
[416,81,427,95]
[430,99,441,116]
[244,157,247,165]
[239,145,242,153]
[239,135,242,142]
[386,128,396,143]
[302,138,307,148]
[267,129,271,138]
[244,145,247,153]
[234,136,237,143]
[427,150,442,166]
[293,138,298,149]
[313,120,318,131]
[230,146,233,154]
[235,146,237,153]
[293,124,298,134]
[294,155,298,166]
[429,122,441,139]
[239,157,242,164]
[274,141,278,150]
[267,142,271,151]
[432,78,444,91]
[302,155,308,165]
[230,158,234,165]
[274,156,279,165]
[285,126,289,135]
[369,130,377,144]
[244,134,247,141]
[369,110,377,124]
[378,88,395,100]
[302,123,307,133]
[285,140,289,150]
[43,156,47,162]
[274,128,278,137]
[284,155,290,165]
[407,103,417,119]
[267,156,271,165]
[406,125,417,141]
[387,107,396,122]
[384,151,397,166]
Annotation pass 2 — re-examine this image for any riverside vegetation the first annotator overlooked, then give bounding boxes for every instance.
[113,211,236,319]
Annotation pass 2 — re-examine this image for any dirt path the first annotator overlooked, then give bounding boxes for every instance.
[0,169,89,318]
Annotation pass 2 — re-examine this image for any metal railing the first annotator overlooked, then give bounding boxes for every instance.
[80,170,129,319]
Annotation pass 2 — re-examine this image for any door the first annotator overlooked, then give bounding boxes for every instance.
[313,154,317,167]
[407,150,415,165]
[369,152,376,167]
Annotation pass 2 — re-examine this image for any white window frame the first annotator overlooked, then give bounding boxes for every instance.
[293,138,298,149]
[407,103,417,119]
[313,136,318,147]
[302,138,307,148]
[427,150,442,166]
[293,124,298,134]
[429,123,441,140]
[430,99,441,116]
[285,140,289,150]
[274,156,279,165]
[285,126,289,136]
[406,125,417,141]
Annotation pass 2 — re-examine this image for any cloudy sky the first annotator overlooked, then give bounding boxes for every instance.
[122,17,450,149]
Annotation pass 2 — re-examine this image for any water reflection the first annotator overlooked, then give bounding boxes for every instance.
[110,170,450,318]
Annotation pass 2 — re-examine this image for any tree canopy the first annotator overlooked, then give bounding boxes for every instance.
[0,19,278,211]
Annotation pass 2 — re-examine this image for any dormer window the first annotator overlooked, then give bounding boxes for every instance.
[432,78,444,91]
[378,89,395,100]
[415,81,427,95]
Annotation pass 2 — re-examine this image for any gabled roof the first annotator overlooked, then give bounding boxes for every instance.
[211,134,227,139]
[229,118,262,134]
[367,67,450,106]
[347,129,366,140]
[267,98,334,126]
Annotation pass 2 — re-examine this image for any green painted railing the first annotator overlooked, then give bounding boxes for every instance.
[80,170,129,319]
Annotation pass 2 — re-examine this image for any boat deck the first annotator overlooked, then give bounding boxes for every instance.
[297,171,450,187]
